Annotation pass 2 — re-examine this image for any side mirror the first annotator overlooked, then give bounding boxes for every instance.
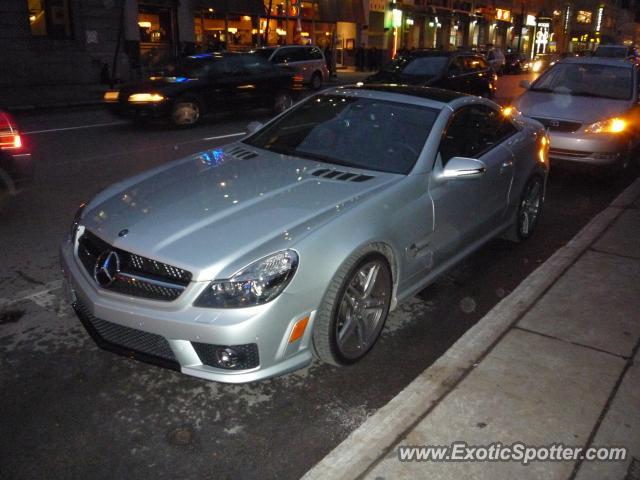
[519,79,531,89]
[439,157,486,180]
[247,121,263,135]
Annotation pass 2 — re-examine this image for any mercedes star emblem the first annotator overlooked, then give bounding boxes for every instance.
[94,250,121,287]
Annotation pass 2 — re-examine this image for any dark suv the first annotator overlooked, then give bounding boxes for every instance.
[365,50,497,98]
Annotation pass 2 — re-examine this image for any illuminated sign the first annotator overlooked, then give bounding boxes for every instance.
[289,0,300,17]
[526,15,536,26]
[392,9,402,28]
[595,6,603,32]
[496,9,511,22]
[576,10,592,24]
[369,0,386,12]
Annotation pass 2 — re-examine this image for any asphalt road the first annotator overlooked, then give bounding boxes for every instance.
[0,75,636,480]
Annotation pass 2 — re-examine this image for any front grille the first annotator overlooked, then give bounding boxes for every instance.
[532,117,582,133]
[549,147,591,159]
[192,342,260,370]
[73,300,179,370]
[77,230,191,301]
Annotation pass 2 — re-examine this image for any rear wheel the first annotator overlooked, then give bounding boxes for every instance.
[313,249,392,366]
[171,96,202,126]
[310,72,323,90]
[516,175,544,240]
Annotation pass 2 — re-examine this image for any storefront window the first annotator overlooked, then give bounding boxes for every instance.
[138,6,174,44]
[28,0,72,38]
[576,11,592,24]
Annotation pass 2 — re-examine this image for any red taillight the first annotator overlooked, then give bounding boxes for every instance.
[0,132,21,150]
[0,110,23,150]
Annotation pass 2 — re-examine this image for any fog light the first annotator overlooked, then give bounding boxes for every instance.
[215,347,240,368]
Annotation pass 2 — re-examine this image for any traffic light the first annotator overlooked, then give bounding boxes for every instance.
[289,0,300,17]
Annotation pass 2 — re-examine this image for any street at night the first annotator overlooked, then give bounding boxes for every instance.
[1,74,637,479]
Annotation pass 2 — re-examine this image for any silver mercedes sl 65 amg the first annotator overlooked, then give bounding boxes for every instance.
[60,84,549,383]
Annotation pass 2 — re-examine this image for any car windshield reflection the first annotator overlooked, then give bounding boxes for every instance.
[530,63,633,100]
[244,95,439,174]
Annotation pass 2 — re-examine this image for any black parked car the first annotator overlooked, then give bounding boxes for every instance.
[105,52,301,126]
[0,109,32,201]
[503,53,531,74]
[365,50,497,98]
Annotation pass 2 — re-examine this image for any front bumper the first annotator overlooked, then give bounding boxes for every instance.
[60,238,315,383]
[548,130,633,167]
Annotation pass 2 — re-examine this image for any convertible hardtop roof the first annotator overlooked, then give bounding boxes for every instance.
[341,83,468,104]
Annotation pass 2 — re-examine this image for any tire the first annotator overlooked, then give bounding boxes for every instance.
[171,95,202,126]
[312,247,393,366]
[512,175,544,241]
[310,72,323,90]
[272,91,293,115]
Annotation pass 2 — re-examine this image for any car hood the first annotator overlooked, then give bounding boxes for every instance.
[514,91,632,124]
[83,145,400,280]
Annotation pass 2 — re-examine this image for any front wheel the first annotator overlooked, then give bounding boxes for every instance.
[310,72,323,90]
[313,252,392,366]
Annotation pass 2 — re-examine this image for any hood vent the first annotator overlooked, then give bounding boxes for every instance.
[227,146,258,160]
[311,168,374,183]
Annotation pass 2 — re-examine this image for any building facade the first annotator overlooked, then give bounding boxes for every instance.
[1,0,638,88]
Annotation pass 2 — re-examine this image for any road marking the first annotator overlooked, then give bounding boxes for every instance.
[203,132,246,141]
[25,121,128,135]
[0,280,63,309]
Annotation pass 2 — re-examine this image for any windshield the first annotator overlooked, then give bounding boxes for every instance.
[529,63,633,100]
[382,56,448,76]
[244,94,439,174]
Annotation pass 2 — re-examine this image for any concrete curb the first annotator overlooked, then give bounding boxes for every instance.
[301,177,640,480]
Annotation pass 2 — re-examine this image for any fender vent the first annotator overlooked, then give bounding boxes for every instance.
[227,146,258,160]
[311,168,374,183]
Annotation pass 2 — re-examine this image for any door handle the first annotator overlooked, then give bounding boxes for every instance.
[500,160,513,174]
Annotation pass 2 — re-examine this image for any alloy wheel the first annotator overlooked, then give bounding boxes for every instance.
[172,102,200,126]
[518,177,542,238]
[334,259,391,360]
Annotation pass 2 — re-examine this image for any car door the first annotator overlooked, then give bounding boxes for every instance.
[428,105,515,264]
[237,55,283,107]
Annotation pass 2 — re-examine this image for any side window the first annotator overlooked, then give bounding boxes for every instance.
[463,56,487,72]
[219,56,245,76]
[440,106,516,163]
[240,55,273,74]
[308,47,324,60]
[272,47,293,63]
[448,57,464,76]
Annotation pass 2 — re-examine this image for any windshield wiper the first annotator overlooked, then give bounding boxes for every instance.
[272,146,360,168]
[529,87,554,93]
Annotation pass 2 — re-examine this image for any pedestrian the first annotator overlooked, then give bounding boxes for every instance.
[324,46,333,77]
[355,43,365,71]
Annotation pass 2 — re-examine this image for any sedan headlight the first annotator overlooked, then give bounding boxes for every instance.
[584,117,627,134]
[532,60,543,73]
[70,203,86,242]
[194,250,299,308]
[128,93,165,103]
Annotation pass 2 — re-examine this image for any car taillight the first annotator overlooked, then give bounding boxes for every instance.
[0,130,22,150]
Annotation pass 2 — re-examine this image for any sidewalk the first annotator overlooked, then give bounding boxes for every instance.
[303,177,640,480]
[0,70,371,112]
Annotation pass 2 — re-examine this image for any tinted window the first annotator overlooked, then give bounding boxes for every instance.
[272,47,306,63]
[308,46,324,60]
[448,57,465,75]
[402,56,449,76]
[530,63,633,100]
[240,55,274,74]
[245,94,439,174]
[254,47,276,59]
[174,57,219,78]
[462,56,487,72]
[440,106,514,162]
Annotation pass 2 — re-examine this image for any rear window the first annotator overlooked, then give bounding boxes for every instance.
[593,46,629,58]
[383,56,448,76]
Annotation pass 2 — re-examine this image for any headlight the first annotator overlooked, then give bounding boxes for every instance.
[532,60,543,72]
[194,250,299,308]
[584,117,627,134]
[128,93,165,103]
[70,203,86,242]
